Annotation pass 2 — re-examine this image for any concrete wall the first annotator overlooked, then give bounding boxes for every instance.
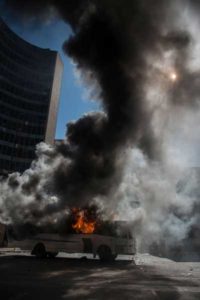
[45,54,63,145]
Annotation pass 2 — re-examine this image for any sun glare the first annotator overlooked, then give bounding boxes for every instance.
[169,72,177,82]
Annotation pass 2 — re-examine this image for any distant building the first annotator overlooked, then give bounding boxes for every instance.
[0,17,63,174]
[54,139,64,146]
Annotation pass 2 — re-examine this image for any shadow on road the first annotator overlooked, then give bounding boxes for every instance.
[0,255,199,299]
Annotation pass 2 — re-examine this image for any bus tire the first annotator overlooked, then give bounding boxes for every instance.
[97,245,116,262]
[47,252,58,258]
[32,243,47,258]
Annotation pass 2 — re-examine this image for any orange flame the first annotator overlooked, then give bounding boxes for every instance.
[72,209,96,234]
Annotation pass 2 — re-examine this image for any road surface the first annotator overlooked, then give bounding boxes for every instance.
[0,251,199,299]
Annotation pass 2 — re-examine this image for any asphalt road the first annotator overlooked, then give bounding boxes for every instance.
[0,252,200,300]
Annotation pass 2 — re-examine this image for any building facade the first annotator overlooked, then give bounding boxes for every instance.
[0,18,63,174]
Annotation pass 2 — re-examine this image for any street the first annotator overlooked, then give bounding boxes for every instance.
[0,252,200,299]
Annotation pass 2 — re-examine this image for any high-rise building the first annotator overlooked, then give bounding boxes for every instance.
[0,18,63,174]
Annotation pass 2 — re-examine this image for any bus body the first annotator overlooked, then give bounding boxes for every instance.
[8,222,136,261]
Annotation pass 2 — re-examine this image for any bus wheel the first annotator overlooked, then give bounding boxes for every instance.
[47,252,58,258]
[32,243,47,258]
[97,245,115,262]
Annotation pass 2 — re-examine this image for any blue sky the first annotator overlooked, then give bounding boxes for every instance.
[1,14,100,139]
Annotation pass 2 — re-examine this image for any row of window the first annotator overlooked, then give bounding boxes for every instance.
[0,64,51,93]
[0,36,52,71]
[0,47,54,84]
[0,157,31,173]
[0,143,35,160]
[0,127,44,145]
[0,118,45,135]
[0,92,49,114]
[0,74,51,103]
[0,112,45,129]
[0,113,45,129]
[0,100,47,123]
[0,139,34,151]
[0,27,55,70]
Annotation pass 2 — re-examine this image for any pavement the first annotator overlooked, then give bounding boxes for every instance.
[0,249,200,299]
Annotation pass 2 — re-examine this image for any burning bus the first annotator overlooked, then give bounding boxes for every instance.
[6,208,136,262]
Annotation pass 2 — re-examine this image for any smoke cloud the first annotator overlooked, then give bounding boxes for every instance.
[1,0,200,258]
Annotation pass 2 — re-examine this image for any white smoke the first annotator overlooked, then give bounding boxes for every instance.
[0,143,66,226]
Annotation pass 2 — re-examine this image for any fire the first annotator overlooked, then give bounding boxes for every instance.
[72,208,96,234]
